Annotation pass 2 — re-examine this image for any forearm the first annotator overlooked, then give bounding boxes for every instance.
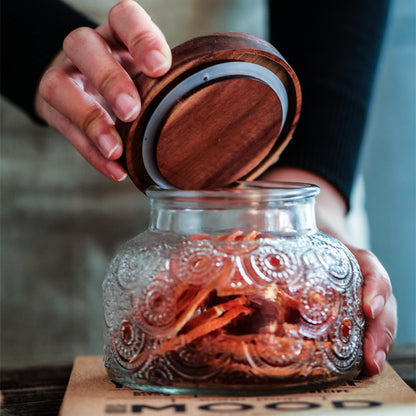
[268,0,391,207]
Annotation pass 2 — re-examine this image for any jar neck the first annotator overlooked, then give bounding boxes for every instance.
[147,184,319,236]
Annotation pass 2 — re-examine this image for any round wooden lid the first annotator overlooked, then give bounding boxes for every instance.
[117,32,302,191]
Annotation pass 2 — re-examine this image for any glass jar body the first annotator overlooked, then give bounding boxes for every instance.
[103,185,364,394]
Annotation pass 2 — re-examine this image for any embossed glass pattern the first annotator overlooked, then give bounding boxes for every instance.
[103,183,364,394]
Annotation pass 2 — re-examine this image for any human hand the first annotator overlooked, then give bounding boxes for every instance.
[34,0,172,181]
[346,245,397,375]
[260,167,397,376]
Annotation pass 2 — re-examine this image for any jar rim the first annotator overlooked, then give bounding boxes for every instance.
[146,181,320,201]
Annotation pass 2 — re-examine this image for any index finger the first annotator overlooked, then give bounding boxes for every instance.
[109,0,172,77]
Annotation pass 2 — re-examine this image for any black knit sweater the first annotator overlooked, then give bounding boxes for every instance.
[269,1,391,203]
[1,0,391,204]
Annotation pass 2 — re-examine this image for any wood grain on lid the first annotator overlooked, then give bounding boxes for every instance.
[117,32,302,192]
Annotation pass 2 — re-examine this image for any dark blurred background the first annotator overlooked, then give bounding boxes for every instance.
[1,0,414,367]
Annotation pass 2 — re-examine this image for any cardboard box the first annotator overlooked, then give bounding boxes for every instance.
[59,356,415,415]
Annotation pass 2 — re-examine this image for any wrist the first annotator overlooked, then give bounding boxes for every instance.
[259,167,350,242]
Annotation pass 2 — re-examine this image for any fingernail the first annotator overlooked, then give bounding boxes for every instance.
[369,295,385,319]
[98,135,121,159]
[114,172,128,182]
[116,93,140,122]
[107,161,127,182]
[374,350,386,374]
[143,49,171,75]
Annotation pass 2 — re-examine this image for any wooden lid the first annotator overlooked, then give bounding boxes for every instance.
[117,32,301,191]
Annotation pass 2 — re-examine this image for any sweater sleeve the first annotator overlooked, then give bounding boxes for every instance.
[0,0,96,123]
[268,0,391,206]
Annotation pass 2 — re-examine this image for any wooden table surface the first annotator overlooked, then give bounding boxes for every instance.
[1,347,415,416]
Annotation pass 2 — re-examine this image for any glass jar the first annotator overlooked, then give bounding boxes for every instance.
[103,183,364,394]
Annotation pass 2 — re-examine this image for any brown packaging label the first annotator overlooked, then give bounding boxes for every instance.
[59,356,415,416]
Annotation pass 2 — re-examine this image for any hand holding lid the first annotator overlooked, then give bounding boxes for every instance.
[117,32,302,191]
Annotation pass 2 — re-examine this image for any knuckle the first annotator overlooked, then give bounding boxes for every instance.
[110,0,139,21]
[83,146,100,166]
[368,267,391,288]
[109,0,158,51]
[38,67,63,99]
[109,0,126,16]
[81,106,106,138]
[356,248,392,288]
[63,26,93,52]
[387,294,398,322]
[377,270,392,293]
[355,247,376,261]
[130,30,160,52]
[97,69,121,98]
[384,327,396,346]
